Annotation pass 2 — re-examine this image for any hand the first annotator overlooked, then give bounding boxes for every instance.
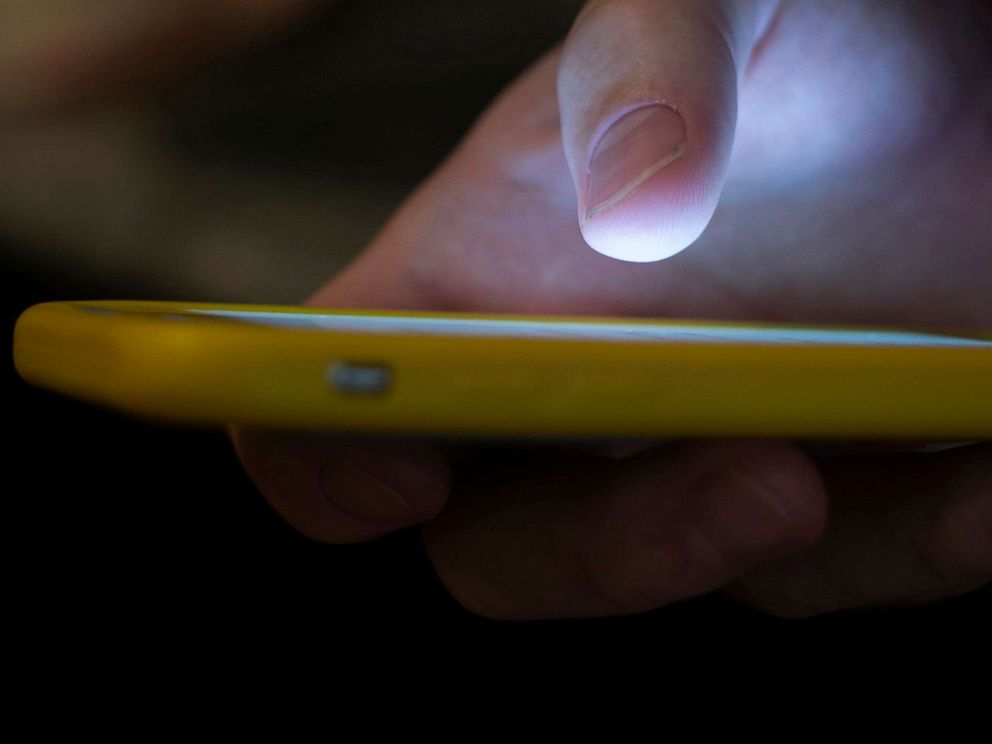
[234,0,992,619]
[0,0,309,118]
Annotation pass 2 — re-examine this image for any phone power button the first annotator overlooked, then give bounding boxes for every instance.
[326,361,392,395]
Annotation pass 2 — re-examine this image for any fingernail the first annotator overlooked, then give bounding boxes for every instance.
[585,104,686,222]
[724,465,802,527]
[694,464,817,555]
[320,452,417,522]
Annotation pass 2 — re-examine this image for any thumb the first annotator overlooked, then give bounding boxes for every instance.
[558,0,775,262]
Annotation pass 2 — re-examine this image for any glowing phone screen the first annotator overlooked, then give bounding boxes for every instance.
[186,309,992,348]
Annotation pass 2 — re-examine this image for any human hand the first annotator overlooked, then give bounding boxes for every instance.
[234,0,991,618]
[0,0,309,118]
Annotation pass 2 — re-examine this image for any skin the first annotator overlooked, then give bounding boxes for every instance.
[0,0,309,117]
[6,0,989,618]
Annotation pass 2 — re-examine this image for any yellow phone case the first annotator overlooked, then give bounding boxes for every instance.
[13,300,992,438]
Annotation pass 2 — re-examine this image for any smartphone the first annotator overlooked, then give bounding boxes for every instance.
[12,300,992,438]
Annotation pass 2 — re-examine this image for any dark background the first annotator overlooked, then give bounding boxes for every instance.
[4,1,987,656]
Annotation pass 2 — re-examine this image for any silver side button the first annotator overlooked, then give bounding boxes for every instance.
[326,361,392,395]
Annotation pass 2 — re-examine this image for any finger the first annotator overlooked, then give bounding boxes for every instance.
[232,429,451,544]
[0,0,310,118]
[557,0,777,262]
[730,443,991,617]
[423,440,826,619]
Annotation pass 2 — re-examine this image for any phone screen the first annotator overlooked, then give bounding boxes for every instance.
[183,308,992,348]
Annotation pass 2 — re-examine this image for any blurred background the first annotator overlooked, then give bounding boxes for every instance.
[1,0,581,300]
[4,0,987,660]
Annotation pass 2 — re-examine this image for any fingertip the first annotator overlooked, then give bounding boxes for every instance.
[558,0,751,262]
[576,101,731,263]
[232,428,451,543]
[578,172,721,262]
